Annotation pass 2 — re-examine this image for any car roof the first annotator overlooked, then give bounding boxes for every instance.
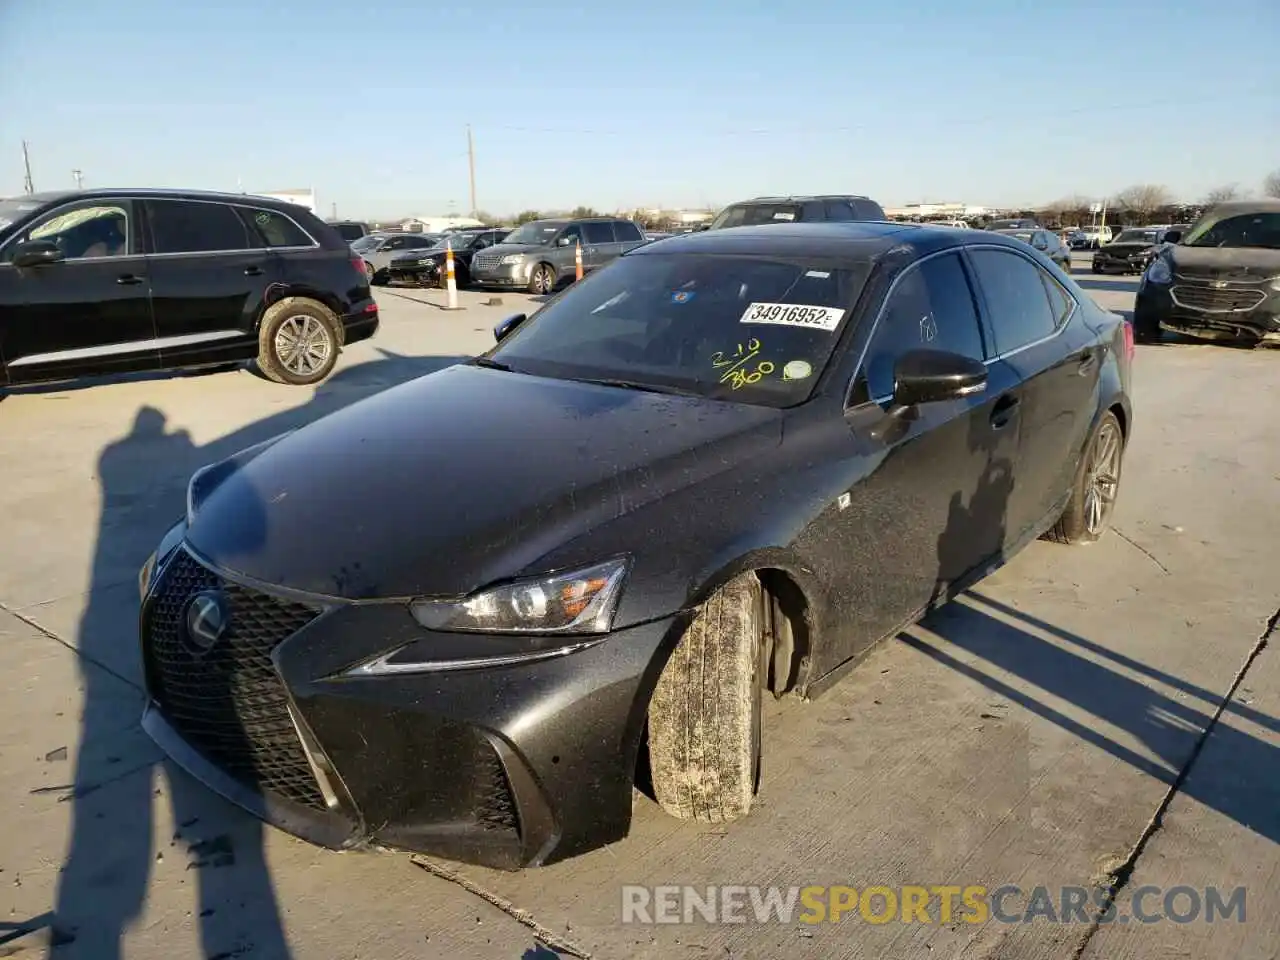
[740,194,875,202]
[1202,199,1280,216]
[630,221,1026,261]
[16,187,318,211]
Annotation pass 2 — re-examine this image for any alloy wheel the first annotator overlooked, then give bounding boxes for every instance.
[1084,419,1122,535]
[274,315,333,378]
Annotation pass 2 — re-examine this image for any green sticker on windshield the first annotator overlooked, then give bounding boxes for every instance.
[782,360,813,381]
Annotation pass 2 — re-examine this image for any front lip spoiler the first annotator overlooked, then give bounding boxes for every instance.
[142,703,365,852]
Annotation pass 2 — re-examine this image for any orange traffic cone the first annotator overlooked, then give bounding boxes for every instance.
[444,240,460,310]
[574,241,584,282]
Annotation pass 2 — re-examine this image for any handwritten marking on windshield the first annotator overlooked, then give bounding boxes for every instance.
[710,338,775,390]
[711,338,762,373]
[722,360,775,390]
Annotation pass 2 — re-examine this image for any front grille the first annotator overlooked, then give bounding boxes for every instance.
[1170,283,1266,313]
[471,252,503,272]
[145,549,329,811]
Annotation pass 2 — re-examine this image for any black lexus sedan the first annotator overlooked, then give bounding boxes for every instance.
[1133,200,1280,344]
[0,189,377,388]
[1091,226,1177,275]
[385,227,511,287]
[139,222,1134,869]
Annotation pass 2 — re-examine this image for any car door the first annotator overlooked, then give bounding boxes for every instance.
[822,251,1021,668]
[551,224,586,276]
[966,247,1097,545]
[143,198,277,367]
[580,221,617,271]
[0,198,158,385]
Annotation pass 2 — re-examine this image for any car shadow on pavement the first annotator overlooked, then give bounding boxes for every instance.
[51,349,466,957]
[910,595,1279,845]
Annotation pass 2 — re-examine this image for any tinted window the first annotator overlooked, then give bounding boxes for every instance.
[331,222,366,241]
[490,253,869,408]
[613,220,644,242]
[24,203,130,260]
[853,198,887,220]
[859,253,985,400]
[240,208,313,248]
[969,249,1058,354]
[1040,272,1074,325]
[148,200,251,254]
[710,203,802,229]
[582,221,615,244]
[559,224,585,246]
[824,200,856,221]
[1183,212,1280,250]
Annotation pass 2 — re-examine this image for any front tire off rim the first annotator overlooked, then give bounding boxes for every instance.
[274,315,333,378]
[1084,419,1122,535]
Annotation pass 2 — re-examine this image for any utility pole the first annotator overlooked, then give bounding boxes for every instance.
[72,168,84,190]
[331,201,338,221]
[467,124,477,218]
[22,141,34,194]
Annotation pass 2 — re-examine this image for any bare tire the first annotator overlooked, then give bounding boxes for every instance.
[256,298,341,386]
[527,262,555,295]
[1047,410,1124,544]
[363,260,375,281]
[648,571,763,823]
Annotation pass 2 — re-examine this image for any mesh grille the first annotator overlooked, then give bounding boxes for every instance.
[472,742,519,835]
[145,549,329,811]
[1171,283,1266,312]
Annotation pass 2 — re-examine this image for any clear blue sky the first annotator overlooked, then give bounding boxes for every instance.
[1,0,1276,218]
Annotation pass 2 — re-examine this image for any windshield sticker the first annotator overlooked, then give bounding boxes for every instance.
[740,302,844,332]
[671,290,695,304]
[782,360,813,381]
[805,270,830,279]
[709,338,775,390]
[255,211,271,225]
[772,211,796,221]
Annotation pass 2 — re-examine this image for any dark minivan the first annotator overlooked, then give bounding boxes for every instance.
[0,189,378,388]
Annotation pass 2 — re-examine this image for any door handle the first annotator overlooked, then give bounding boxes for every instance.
[116,274,144,285]
[990,394,1020,430]
[244,265,264,277]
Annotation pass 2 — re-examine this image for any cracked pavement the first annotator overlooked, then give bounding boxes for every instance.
[1,271,1276,959]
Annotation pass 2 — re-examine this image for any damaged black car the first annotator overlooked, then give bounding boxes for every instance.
[1133,200,1280,345]
[138,223,1133,869]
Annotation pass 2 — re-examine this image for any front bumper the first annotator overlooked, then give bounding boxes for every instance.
[1093,252,1151,273]
[138,527,681,869]
[1134,282,1280,342]
[387,262,441,285]
[470,261,532,289]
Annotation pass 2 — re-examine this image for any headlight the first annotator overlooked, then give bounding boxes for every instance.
[499,254,524,265]
[1145,258,1172,285]
[186,431,293,523]
[410,558,629,635]
[418,258,436,266]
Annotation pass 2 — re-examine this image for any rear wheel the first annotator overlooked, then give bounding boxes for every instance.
[1047,410,1124,545]
[256,298,341,386]
[648,572,764,823]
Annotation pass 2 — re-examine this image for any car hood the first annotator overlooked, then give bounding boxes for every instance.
[1169,245,1280,281]
[185,365,782,600]
[390,249,444,263]
[481,242,552,257]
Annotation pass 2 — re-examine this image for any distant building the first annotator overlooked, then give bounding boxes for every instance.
[255,188,318,213]
[884,202,991,220]
[400,215,485,233]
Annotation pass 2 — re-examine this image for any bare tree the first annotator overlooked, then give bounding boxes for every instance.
[513,209,542,224]
[1203,184,1241,204]
[1114,184,1173,224]
[1263,169,1280,198]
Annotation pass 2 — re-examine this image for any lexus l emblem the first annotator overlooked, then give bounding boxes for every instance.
[184,591,230,654]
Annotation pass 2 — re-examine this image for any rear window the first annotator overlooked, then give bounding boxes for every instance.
[240,208,314,248]
[331,222,366,241]
[710,203,803,230]
[489,252,870,407]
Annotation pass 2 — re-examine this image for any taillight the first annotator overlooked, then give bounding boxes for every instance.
[1122,319,1135,362]
[351,257,366,277]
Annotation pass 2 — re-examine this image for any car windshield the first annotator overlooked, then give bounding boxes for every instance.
[710,203,803,229]
[332,223,365,240]
[435,233,477,250]
[1182,212,1280,250]
[1115,229,1159,244]
[351,235,381,252]
[488,252,870,407]
[503,221,566,245]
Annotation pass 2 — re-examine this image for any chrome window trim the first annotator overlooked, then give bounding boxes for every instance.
[844,242,1080,408]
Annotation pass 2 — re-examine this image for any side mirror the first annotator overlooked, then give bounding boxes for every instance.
[1162,230,1181,245]
[11,239,64,268]
[493,313,526,342]
[892,349,987,407]
[556,236,573,247]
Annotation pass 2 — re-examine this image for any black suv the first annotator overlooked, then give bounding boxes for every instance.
[0,189,378,388]
[707,194,886,230]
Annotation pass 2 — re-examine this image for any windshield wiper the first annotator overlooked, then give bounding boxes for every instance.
[566,376,703,397]
[472,356,514,372]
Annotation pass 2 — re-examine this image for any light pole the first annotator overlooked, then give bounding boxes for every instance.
[72,168,84,190]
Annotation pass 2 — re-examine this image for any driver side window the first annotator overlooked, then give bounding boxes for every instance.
[855,253,986,403]
[22,203,131,261]
[558,225,584,247]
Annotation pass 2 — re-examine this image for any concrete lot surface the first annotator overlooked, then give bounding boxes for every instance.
[1,267,1276,959]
